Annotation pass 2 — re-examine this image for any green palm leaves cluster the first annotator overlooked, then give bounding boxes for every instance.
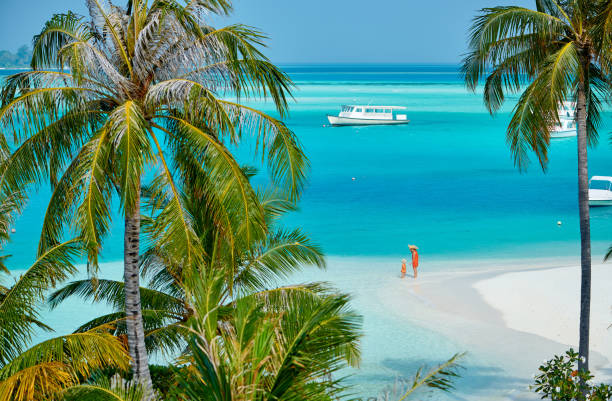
[462,0,612,373]
[463,0,612,168]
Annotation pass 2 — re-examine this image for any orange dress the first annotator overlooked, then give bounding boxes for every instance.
[401,262,407,274]
[412,251,419,268]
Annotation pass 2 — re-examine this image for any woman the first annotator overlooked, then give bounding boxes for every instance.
[409,245,419,279]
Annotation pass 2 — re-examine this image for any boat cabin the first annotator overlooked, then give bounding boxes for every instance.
[588,176,612,206]
[589,176,612,191]
[560,101,576,119]
[338,105,408,121]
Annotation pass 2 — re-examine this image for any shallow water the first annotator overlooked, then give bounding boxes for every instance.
[3,64,612,399]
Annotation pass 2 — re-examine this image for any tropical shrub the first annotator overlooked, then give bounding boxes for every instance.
[532,349,612,401]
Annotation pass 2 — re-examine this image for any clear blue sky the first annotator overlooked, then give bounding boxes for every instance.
[0,0,533,63]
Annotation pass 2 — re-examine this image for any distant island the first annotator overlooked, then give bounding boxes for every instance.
[0,46,32,68]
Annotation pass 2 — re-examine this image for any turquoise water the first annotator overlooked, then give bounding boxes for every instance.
[4,64,612,399]
[5,64,612,265]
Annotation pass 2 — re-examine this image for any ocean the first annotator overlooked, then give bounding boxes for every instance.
[3,64,612,399]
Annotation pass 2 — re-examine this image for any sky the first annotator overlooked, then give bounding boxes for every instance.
[0,0,533,63]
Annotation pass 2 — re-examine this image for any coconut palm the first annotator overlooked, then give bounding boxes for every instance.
[0,0,307,390]
[462,0,612,372]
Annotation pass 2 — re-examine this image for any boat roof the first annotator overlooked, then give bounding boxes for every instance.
[343,105,407,110]
[591,176,612,182]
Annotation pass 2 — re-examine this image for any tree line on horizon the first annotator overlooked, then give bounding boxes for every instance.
[0,46,32,68]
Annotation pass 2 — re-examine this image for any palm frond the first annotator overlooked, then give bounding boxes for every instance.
[0,328,129,401]
[0,239,81,365]
[61,375,147,401]
[397,353,466,400]
[31,11,94,70]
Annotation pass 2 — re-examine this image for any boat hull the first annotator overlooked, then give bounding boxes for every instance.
[551,129,576,138]
[327,115,410,126]
[589,199,612,206]
[589,189,612,206]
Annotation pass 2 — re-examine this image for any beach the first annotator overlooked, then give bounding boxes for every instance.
[332,257,612,400]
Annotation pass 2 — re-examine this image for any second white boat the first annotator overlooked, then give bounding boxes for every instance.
[551,101,577,138]
[589,176,612,206]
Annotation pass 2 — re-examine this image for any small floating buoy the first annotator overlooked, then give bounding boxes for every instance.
[557,221,562,226]
[351,177,356,181]
[10,228,15,233]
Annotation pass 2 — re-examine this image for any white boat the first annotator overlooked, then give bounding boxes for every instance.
[551,101,577,138]
[327,105,410,126]
[589,176,612,206]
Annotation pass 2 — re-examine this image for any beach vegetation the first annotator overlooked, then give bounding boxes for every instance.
[532,349,612,401]
[462,0,612,372]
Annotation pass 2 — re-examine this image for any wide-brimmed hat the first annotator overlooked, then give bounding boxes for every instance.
[408,245,419,250]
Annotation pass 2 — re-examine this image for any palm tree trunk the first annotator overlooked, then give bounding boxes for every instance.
[576,71,591,373]
[124,181,153,393]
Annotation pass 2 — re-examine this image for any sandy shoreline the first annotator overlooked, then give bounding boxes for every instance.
[374,260,612,400]
[474,263,612,370]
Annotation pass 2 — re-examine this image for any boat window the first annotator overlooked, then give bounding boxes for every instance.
[366,108,374,113]
[590,180,611,190]
[355,108,362,112]
[375,109,383,113]
[385,109,391,113]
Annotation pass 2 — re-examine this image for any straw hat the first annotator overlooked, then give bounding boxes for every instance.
[408,245,419,251]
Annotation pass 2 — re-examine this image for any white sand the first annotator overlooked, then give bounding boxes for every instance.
[474,263,612,370]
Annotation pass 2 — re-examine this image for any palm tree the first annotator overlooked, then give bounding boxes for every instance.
[0,191,129,401]
[462,0,612,372]
[0,0,307,390]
